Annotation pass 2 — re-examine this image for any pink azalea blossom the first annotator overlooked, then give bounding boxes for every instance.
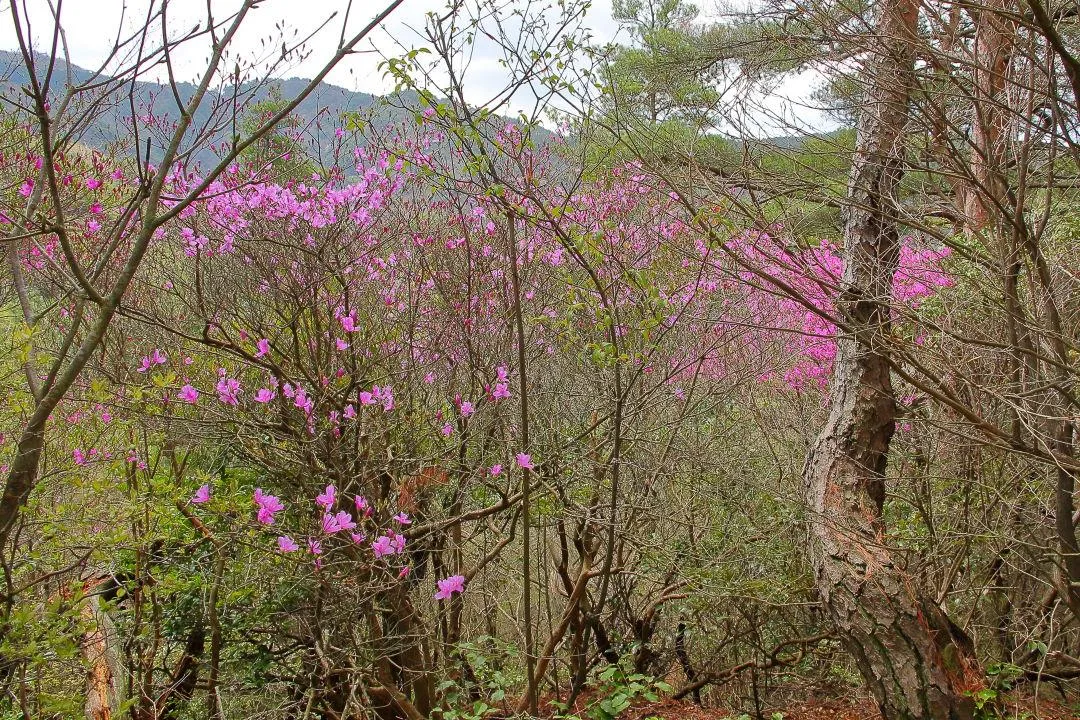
[216,376,241,406]
[254,388,276,403]
[322,510,356,534]
[459,401,475,417]
[191,484,211,504]
[255,338,270,357]
[490,464,503,476]
[399,566,411,578]
[254,488,284,525]
[372,533,406,558]
[308,538,322,555]
[86,177,101,190]
[322,512,341,534]
[393,512,411,525]
[516,453,534,470]
[277,536,298,553]
[434,574,466,600]
[316,484,336,509]
[178,385,199,404]
[371,535,395,558]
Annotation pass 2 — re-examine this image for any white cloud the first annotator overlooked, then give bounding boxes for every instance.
[0,1,619,104]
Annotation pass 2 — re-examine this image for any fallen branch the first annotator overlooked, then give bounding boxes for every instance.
[672,632,835,700]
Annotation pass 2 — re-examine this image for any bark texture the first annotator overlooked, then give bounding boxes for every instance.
[80,594,118,720]
[801,0,979,717]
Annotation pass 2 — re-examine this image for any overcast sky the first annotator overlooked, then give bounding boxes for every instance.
[0,1,618,96]
[0,0,829,134]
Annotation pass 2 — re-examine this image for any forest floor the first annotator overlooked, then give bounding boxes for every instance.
[619,693,1080,720]
[579,688,1079,720]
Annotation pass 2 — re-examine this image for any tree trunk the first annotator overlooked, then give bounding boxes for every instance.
[80,593,119,720]
[801,0,979,716]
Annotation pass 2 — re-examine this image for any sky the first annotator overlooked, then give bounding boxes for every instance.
[0,1,618,98]
[0,0,830,135]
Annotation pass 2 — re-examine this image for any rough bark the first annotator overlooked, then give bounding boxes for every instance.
[801,0,979,717]
[80,593,118,720]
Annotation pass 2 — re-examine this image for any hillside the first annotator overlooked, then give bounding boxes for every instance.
[0,49,463,169]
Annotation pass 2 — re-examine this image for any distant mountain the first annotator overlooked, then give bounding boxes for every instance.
[0,49,532,172]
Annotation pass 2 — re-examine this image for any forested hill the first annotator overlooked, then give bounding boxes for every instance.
[0,49,549,169]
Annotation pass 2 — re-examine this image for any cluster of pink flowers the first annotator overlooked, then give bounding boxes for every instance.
[178,479,476,597]
[254,489,284,525]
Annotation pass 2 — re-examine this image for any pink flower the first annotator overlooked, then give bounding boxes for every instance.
[359,391,375,405]
[73,449,87,466]
[334,510,357,531]
[434,574,466,600]
[516,453,534,470]
[254,388,276,403]
[321,512,341,534]
[308,538,322,555]
[191,484,211,504]
[372,533,406,558]
[399,566,411,578]
[490,464,503,476]
[371,535,394,558]
[393,512,411,525]
[350,531,367,544]
[340,314,357,333]
[254,488,284,525]
[255,338,270,357]
[316,484,336,509]
[293,388,313,414]
[19,179,34,197]
[86,177,101,190]
[441,423,453,437]
[216,376,241,406]
[322,510,356,534]
[391,533,406,553]
[178,385,199,404]
[492,383,511,400]
[459,401,475,417]
[343,404,356,419]
[355,495,372,517]
[277,536,298,553]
